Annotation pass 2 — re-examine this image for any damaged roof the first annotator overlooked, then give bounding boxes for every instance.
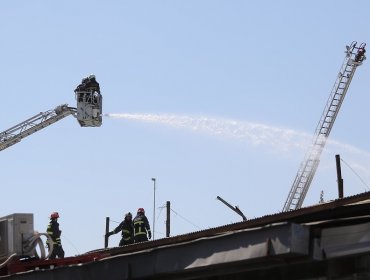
[3,191,370,279]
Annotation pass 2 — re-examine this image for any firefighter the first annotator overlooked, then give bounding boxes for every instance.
[85,74,100,93]
[133,208,152,243]
[74,74,100,102]
[74,74,100,94]
[46,212,65,259]
[106,212,134,246]
[355,47,366,62]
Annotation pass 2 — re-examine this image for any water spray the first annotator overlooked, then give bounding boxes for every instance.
[104,112,370,187]
[104,113,311,152]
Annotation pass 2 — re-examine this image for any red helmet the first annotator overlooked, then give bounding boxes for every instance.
[137,208,145,214]
[50,212,59,219]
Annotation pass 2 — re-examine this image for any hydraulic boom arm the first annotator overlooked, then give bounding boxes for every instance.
[282,42,366,212]
[0,75,103,152]
[0,105,76,151]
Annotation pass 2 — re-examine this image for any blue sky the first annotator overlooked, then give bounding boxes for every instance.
[1,1,370,256]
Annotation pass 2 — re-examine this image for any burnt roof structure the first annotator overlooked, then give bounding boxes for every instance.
[2,191,370,279]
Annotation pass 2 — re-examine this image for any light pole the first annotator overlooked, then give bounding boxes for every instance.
[151,178,156,240]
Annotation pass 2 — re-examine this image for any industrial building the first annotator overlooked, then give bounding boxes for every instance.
[2,191,370,279]
[0,43,368,279]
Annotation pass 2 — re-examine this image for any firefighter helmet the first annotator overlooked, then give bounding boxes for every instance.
[125,212,132,219]
[137,208,145,214]
[50,212,59,219]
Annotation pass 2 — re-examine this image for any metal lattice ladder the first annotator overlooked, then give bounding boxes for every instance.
[283,41,366,212]
[0,105,76,151]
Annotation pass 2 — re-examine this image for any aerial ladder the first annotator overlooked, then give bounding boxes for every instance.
[282,41,366,212]
[0,75,103,152]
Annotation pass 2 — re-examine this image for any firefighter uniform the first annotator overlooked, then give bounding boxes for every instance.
[75,74,100,94]
[133,208,151,243]
[107,213,134,246]
[46,212,65,259]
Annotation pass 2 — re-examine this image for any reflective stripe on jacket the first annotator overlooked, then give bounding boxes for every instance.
[112,220,134,241]
[46,219,62,245]
[133,214,151,237]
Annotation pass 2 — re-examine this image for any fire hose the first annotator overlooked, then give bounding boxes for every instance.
[0,232,54,269]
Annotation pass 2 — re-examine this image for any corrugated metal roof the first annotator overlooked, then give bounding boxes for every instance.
[3,191,370,279]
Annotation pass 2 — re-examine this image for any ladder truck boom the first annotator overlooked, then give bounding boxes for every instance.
[0,75,103,152]
[0,105,76,151]
[283,41,366,212]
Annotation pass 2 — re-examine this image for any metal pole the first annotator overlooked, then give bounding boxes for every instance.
[105,217,110,248]
[166,201,170,237]
[335,154,344,198]
[216,196,247,221]
[151,178,156,240]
